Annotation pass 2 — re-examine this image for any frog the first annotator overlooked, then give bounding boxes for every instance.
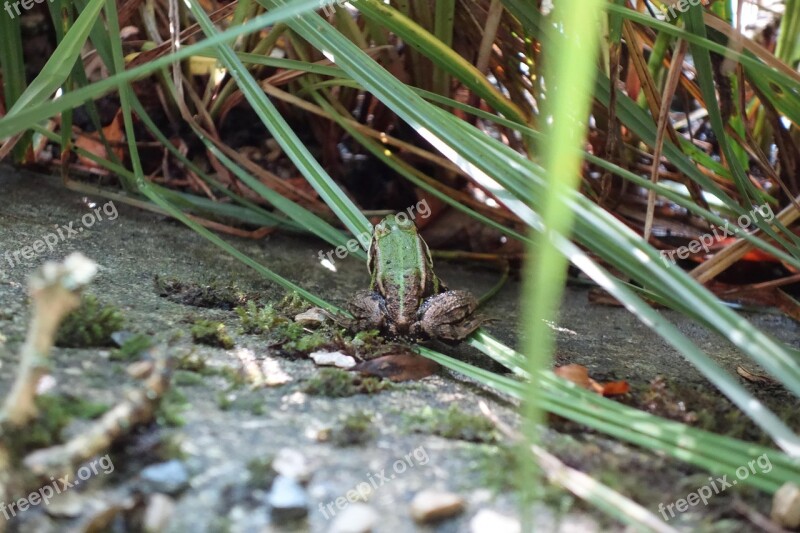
[344,214,483,342]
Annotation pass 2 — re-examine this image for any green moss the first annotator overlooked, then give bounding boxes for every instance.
[247,456,277,490]
[349,329,383,355]
[237,301,287,334]
[110,334,153,361]
[154,275,249,310]
[56,294,123,348]
[157,388,188,427]
[277,292,310,316]
[216,391,234,411]
[285,330,328,353]
[303,368,391,398]
[176,349,208,373]
[237,300,335,356]
[191,319,234,349]
[405,405,497,443]
[11,394,110,451]
[173,370,206,386]
[331,411,375,447]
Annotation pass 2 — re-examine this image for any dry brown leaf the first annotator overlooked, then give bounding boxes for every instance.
[353,353,439,382]
[554,363,629,397]
[75,110,125,168]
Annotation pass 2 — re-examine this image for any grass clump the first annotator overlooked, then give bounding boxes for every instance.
[405,405,497,443]
[303,368,391,398]
[191,319,234,349]
[56,294,123,347]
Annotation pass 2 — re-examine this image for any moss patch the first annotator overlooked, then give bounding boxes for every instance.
[110,333,153,361]
[191,320,234,349]
[236,300,337,356]
[330,411,375,447]
[276,292,310,316]
[303,368,391,398]
[56,294,123,348]
[7,394,109,452]
[157,388,189,427]
[154,275,250,310]
[405,405,497,443]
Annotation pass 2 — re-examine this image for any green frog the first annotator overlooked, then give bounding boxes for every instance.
[346,215,483,341]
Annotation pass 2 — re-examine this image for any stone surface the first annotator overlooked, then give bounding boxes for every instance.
[1,169,796,531]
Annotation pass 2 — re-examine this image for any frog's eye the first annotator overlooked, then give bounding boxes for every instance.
[393,215,415,229]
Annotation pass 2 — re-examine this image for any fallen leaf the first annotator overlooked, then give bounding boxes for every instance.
[594,380,630,397]
[554,364,591,389]
[75,110,125,169]
[555,364,629,397]
[354,353,439,382]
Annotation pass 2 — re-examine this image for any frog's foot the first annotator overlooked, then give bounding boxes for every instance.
[413,290,483,342]
[344,289,388,332]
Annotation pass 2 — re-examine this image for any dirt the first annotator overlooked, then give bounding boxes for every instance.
[1,166,797,532]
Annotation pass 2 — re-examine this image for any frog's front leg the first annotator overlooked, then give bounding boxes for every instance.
[345,289,388,331]
[412,290,483,341]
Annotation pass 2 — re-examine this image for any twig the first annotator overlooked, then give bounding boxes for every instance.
[0,254,97,426]
[23,354,174,476]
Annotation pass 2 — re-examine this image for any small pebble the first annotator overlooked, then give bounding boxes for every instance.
[772,482,800,528]
[139,460,190,495]
[267,475,309,523]
[310,350,356,369]
[295,308,328,326]
[470,508,521,533]
[143,493,176,532]
[409,489,465,524]
[329,503,380,533]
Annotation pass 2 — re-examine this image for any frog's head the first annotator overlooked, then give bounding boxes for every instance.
[374,214,418,240]
[367,214,420,276]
